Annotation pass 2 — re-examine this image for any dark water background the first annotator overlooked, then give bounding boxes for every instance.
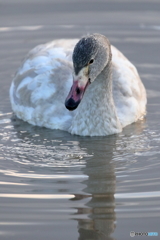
[0,0,160,239]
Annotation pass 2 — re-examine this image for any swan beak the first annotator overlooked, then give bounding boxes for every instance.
[65,67,90,111]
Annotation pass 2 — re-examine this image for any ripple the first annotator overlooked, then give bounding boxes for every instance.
[115,191,160,199]
[0,118,11,124]
[2,142,90,168]
[140,24,160,31]
[0,26,43,32]
[0,193,74,199]
[0,181,28,185]
[0,170,88,179]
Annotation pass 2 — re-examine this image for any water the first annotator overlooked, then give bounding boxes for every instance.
[0,1,160,239]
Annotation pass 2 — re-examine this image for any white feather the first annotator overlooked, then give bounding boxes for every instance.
[10,38,146,136]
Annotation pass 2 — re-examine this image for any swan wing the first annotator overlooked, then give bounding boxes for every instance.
[10,39,78,130]
[112,45,146,127]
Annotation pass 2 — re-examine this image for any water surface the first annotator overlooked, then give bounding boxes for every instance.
[0,1,160,239]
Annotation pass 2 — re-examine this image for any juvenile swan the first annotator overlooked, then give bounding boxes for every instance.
[10,33,147,136]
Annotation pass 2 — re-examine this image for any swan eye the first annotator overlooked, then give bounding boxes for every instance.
[89,59,94,64]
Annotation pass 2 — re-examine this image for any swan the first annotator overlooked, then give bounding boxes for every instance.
[10,33,147,136]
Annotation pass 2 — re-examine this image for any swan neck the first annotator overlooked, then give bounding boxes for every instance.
[69,59,122,136]
[99,60,112,94]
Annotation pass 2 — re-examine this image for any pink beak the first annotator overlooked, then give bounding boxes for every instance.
[65,80,90,111]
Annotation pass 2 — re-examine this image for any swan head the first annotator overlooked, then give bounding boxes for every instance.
[65,33,111,111]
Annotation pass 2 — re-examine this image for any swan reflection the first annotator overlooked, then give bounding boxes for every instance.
[70,136,117,240]
[7,117,147,240]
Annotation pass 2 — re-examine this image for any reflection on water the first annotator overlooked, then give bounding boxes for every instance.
[0,112,160,239]
[0,13,160,239]
[70,135,117,240]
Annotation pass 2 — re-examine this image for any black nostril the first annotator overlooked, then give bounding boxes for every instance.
[76,87,81,95]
